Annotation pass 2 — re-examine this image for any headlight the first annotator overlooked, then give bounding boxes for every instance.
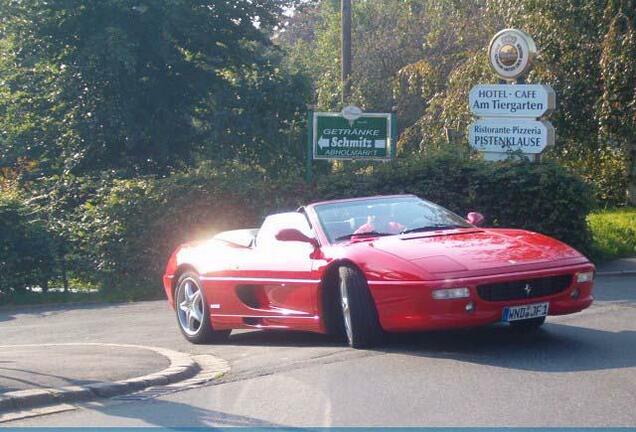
[432,287,470,300]
[576,271,594,283]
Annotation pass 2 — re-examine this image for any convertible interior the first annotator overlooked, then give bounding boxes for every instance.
[213,228,259,248]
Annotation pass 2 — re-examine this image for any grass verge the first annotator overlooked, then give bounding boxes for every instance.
[587,207,636,262]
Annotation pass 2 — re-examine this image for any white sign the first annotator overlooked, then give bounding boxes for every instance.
[468,119,554,156]
[469,84,555,118]
[488,29,537,81]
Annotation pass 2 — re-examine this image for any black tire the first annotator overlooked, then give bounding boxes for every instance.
[175,272,231,344]
[338,266,384,349]
[509,316,546,331]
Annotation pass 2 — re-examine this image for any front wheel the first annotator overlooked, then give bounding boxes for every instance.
[338,266,384,349]
[175,272,231,344]
[509,316,546,331]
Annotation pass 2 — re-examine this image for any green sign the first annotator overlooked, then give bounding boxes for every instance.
[312,111,393,161]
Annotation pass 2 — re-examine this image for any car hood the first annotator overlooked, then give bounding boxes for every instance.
[367,228,585,277]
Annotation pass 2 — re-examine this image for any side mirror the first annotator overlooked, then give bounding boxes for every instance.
[275,229,319,248]
[466,211,485,227]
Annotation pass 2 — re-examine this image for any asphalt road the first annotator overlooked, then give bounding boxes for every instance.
[1,275,635,427]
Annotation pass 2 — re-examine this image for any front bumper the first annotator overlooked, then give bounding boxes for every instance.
[369,265,594,332]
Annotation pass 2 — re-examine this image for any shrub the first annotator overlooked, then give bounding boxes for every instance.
[0,194,56,298]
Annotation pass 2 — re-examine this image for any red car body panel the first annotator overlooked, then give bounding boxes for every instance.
[163,195,595,334]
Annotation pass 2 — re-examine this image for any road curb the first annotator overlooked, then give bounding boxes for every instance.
[0,343,207,414]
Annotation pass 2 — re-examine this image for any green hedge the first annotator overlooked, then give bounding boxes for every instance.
[73,156,594,298]
[0,195,56,297]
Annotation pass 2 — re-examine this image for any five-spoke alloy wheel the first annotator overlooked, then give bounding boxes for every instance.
[175,272,231,344]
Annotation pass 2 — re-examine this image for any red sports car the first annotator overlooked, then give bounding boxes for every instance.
[163,195,594,348]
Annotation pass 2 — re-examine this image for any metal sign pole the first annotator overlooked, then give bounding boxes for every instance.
[391,111,398,159]
[306,110,313,183]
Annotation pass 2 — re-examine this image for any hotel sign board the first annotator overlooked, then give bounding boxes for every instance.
[468,29,556,161]
[469,84,555,118]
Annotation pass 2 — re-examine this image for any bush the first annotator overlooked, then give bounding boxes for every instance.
[0,194,56,297]
[78,156,594,299]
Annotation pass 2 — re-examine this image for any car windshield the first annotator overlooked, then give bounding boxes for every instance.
[313,196,472,243]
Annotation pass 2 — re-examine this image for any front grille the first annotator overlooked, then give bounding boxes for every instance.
[477,274,572,302]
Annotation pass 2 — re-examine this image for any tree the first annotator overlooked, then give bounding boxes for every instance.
[278,0,436,114]
[283,0,636,204]
[0,0,308,175]
[598,0,636,204]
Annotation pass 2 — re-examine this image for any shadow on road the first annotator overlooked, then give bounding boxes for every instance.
[0,302,130,321]
[92,398,289,427]
[0,365,100,394]
[227,330,340,347]
[384,322,636,373]
[0,311,15,323]
[223,322,636,374]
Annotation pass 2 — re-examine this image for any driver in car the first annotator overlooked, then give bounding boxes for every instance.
[354,205,405,235]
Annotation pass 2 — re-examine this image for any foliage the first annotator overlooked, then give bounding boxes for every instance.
[283,0,636,205]
[0,0,309,175]
[279,0,441,114]
[588,207,636,260]
[0,192,56,296]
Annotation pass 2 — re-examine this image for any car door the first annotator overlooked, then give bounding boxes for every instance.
[210,212,323,332]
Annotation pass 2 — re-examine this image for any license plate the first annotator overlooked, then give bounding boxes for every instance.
[502,302,549,322]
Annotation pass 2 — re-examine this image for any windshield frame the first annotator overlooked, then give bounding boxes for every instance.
[309,195,473,245]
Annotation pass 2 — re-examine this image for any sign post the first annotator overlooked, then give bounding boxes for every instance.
[468,29,556,161]
[306,109,314,183]
[469,84,555,118]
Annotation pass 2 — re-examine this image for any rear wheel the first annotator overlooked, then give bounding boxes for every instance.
[175,272,231,344]
[509,316,546,331]
[338,266,384,349]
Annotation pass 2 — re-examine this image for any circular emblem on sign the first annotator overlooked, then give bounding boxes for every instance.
[488,29,537,81]
[342,105,363,122]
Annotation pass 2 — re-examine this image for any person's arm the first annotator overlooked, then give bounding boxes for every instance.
[388,221,405,234]
[354,222,374,234]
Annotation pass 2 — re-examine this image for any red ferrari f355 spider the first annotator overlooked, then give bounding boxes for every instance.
[163,195,595,348]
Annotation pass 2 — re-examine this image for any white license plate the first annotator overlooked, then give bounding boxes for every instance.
[502,302,549,322]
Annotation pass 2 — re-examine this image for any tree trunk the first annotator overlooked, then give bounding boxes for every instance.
[61,254,69,293]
